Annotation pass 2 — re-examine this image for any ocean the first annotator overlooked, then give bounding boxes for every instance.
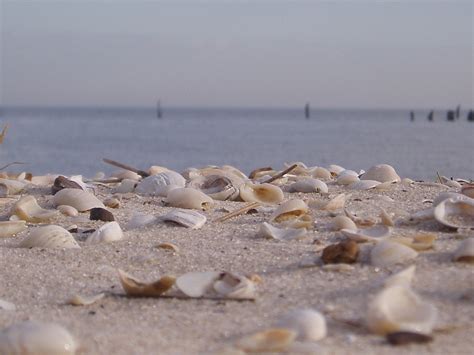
[0,107,473,180]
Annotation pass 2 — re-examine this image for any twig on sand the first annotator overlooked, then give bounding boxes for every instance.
[102,158,150,178]
[215,202,260,222]
[262,163,298,184]
[0,161,26,171]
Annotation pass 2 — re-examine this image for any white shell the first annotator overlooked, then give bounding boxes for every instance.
[331,216,357,231]
[124,213,156,230]
[383,265,416,288]
[111,169,141,181]
[57,205,79,217]
[19,225,80,249]
[461,184,474,199]
[0,321,78,354]
[348,180,381,190]
[239,183,284,204]
[0,178,27,195]
[68,293,105,306]
[370,240,418,267]
[113,179,138,194]
[275,309,327,341]
[311,167,331,180]
[0,299,16,311]
[159,209,207,229]
[433,197,474,229]
[271,199,309,222]
[285,161,310,175]
[380,209,395,227]
[289,178,328,193]
[213,272,256,300]
[336,174,359,185]
[311,193,346,211]
[135,171,185,197]
[453,238,474,263]
[258,222,307,241]
[12,196,59,223]
[327,164,345,176]
[148,165,170,175]
[103,197,120,209]
[188,173,242,201]
[361,164,401,183]
[0,220,27,238]
[53,188,105,212]
[175,271,221,298]
[165,187,214,210]
[432,192,467,207]
[86,221,123,244]
[367,285,437,335]
[341,225,391,243]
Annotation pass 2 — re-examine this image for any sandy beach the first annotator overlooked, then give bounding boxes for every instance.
[0,164,473,354]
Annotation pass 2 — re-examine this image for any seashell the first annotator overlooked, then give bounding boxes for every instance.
[344,208,377,227]
[156,242,180,253]
[322,263,355,272]
[103,197,120,209]
[89,207,115,222]
[371,240,418,267]
[383,265,416,288]
[341,225,391,243]
[213,272,256,300]
[165,187,214,210]
[331,215,357,231]
[258,222,307,241]
[288,178,328,193]
[408,208,434,223]
[0,299,16,311]
[336,173,359,185]
[159,209,207,229]
[117,269,176,297]
[148,165,170,175]
[135,171,185,197]
[439,176,462,188]
[391,233,436,251]
[235,328,296,353]
[270,199,309,222]
[461,184,474,199]
[12,196,59,223]
[348,180,381,190]
[432,192,466,207]
[367,285,437,335]
[452,238,474,263]
[239,183,284,204]
[361,164,401,183]
[249,166,275,180]
[221,165,248,180]
[275,309,327,341]
[30,174,58,186]
[0,321,78,354]
[311,167,332,180]
[375,181,394,191]
[51,176,83,195]
[380,209,394,227]
[175,271,221,297]
[327,164,345,176]
[188,174,242,201]
[322,193,346,211]
[124,213,156,230]
[86,221,123,244]
[57,205,79,217]
[53,188,105,212]
[68,293,105,306]
[401,178,414,185]
[113,179,138,194]
[181,167,200,180]
[0,178,27,195]
[278,214,314,229]
[19,225,80,249]
[0,220,27,238]
[322,240,359,264]
[433,197,474,229]
[0,183,8,197]
[284,161,310,175]
[111,169,141,181]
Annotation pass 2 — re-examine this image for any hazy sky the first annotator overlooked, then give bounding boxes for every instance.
[1,0,472,109]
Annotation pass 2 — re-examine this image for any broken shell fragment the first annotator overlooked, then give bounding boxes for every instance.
[453,238,474,263]
[213,272,256,300]
[361,164,401,183]
[103,197,121,209]
[53,188,105,212]
[0,178,27,195]
[51,175,82,195]
[331,215,357,231]
[391,233,436,251]
[275,309,327,341]
[175,271,221,298]
[278,214,314,229]
[68,293,105,306]
[380,209,395,227]
[235,328,296,353]
[271,199,309,222]
[371,240,418,267]
[12,196,59,223]
[86,221,123,244]
[118,269,176,297]
[344,208,377,227]
[384,265,416,288]
[341,225,391,243]
[367,285,437,335]
[322,240,359,264]
[113,179,138,194]
[19,225,80,249]
[135,171,185,197]
[0,220,27,238]
[0,321,78,355]
[288,178,328,194]
[188,174,243,201]
[258,222,307,241]
[461,184,474,199]
[57,205,79,217]
[433,197,474,229]
[159,209,207,229]
[239,183,284,204]
[89,207,115,222]
[314,193,346,211]
[156,242,180,253]
[165,188,214,210]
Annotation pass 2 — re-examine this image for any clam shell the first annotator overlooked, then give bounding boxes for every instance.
[68,293,105,306]
[453,238,474,263]
[135,171,185,197]
[285,161,310,175]
[113,179,138,194]
[258,222,307,241]
[371,240,418,267]
[341,225,391,243]
[270,199,309,222]
[175,271,221,297]
[165,187,214,210]
[53,188,105,212]
[0,220,27,238]
[117,269,176,297]
[383,265,416,288]
[275,309,327,341]
[235,328,296,353]
[311,167,332,180]
[288,178,328,193]
[322,193,346,211]
[361,164,401,183]
[331,215,357,231]
[188,174,242,201]
[111,169,141,181]
[12,196,59,223]
[0,321,78,355]
[367,285,437,335]
[336,174,359,185]
[19,225,80,249]
[57,205,79,217]
[433,197,474,229]
[86,221,123,244]
[213,272,256,300]
[239,183,284,204]
[327,164,345,176]
[348,180,381,190]
[0,178,27,195]
[159,209,207,229]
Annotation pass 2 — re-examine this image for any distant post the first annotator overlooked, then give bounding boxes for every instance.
[447,110,455,121]
[427,110,434,122]
[468,110,474,122]
[410,111,415,122]
[304,103,310,119]
[157,100,163,119]
[455,105,461,119]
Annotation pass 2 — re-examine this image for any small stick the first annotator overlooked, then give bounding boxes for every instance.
[0,161,26,171]
[436,171,443,184]
[215,202,260,222]
[87,178,123,184]
[103,158,149,177]
[262,163,298,184]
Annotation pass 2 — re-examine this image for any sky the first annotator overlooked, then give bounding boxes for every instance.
[0,0,472,109]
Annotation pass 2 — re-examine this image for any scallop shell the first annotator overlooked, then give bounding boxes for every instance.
[239,183,284,204]
[258,222,307,241]
[0,220,27,238]
[86,221,123,244]
[341,225,391,243]
[19,225,80,249]
[117,269,176,297]
[383,265,416,288]
[0,321,78,355]
[361,164,401,183]
[367,285,437,335]
[235,328,296,353]
[159,209,207,229]
[452,238,474,263]
[213,272,256,300]
[348,180,381,190]
[311,167,332,180]
[433,197,474,229]
[371,240,418,267]
[53,188,105,212]
[12,196,59,223]
[57,205,79,217]
[275,309,327,341]
[135,171,185,197]
[165,187,214,210]
[113,179,138,194]
[331,215,357,231]
[271,199,309,222]
[288,178,328,193]
[188,174,242,201]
